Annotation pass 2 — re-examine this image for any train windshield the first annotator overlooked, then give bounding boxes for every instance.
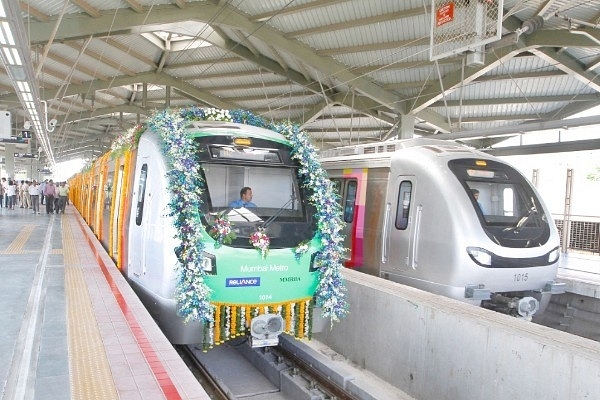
[448,158,551,248]
[193,136,316,248]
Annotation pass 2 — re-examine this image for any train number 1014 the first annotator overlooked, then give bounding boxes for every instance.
[513,273,529,282]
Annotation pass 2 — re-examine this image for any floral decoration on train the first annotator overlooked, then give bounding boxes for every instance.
[110,124,144,158]
[208,212,236,247]
[293,240,311,262]
[148,106,348,332]
[250,228,270,258]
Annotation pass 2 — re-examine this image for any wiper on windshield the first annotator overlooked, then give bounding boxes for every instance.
[505,205,537,234]
[227,207,263,223]
[260,196,296,229]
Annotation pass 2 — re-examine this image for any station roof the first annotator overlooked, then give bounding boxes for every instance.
[1,0,600,166]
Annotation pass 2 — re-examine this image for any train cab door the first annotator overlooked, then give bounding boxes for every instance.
[331,178,360,267]
[381,176,420,272]
[128,160,150,279]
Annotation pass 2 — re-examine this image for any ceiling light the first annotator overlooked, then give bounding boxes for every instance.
[0,0,54,166]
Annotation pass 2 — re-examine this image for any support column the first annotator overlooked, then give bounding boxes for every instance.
[398,114,415,139]
[5,143,15,178]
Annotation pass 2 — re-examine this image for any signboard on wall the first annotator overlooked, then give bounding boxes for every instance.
[14,153,38,158]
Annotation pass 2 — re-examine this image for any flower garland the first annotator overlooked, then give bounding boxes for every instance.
[270,121,349,323]
[141,106,348,325]
[209,212,236,247]
[148,110,214,323]
[110,124,144,158]
[250,228,270,258]
[293,240,311,262]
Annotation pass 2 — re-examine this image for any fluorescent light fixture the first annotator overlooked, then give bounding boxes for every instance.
[0,0,54,165]
[1,22,13,45]
[16,81,30,92]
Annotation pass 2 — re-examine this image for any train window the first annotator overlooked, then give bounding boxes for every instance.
[395,181,412,230]
[503,187,514,216]
[197,163,315,247]
[135,164,148,226]
[343,180,357,223]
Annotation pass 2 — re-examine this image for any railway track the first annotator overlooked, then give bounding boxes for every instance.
[176,345,230,400]
[180,335,359,400]
[533,292,600,342]
[177,332,414,400]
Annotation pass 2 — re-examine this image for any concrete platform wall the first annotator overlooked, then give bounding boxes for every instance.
[314,269,600,400]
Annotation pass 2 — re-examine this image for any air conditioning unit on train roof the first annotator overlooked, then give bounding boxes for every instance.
[319,146,363,158]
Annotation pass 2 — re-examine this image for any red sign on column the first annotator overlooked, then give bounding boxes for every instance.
[436,2,455,27]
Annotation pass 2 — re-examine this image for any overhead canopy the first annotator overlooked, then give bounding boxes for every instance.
[1,0,600,166]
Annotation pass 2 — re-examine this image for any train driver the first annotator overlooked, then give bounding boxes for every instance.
[229,187,257,208]
[471,188,486,214]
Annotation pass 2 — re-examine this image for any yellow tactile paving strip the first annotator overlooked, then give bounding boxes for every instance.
[62,218,119,399]
[0,225,37,254]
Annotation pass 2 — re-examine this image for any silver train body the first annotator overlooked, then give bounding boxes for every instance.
[319,138,565,317]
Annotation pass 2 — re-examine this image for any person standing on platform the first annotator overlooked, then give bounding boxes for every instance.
[29,180,41,214]
[0,177,5,208]
[44,179,56,214]
[22,180,31,209]
[6,179,17,210]
[39,179,47,205]
[57,181,69,214]
[17,180,24,208]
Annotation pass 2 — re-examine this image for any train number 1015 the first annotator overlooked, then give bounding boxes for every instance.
[513,273,528,282]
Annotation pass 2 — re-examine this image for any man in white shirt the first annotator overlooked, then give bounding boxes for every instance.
[28,180,41,214]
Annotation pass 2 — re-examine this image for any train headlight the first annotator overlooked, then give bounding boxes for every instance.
[200,252,217,275]
[466,247,492,267]
[249,314,284,348]
[309,251,321,272]
[517,296,539,318]
[547,247,560,264]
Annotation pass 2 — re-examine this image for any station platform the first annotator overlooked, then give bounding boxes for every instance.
[1,201,598,400]
[557,252,600,298]
[0,204,209,399]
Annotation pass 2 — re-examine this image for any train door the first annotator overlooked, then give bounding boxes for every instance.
[129,160,150,278]
[331,178,360,267]
[110,163,125,261]
[381,176,420,272]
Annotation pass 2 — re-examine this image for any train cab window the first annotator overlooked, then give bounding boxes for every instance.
[329,178,356,223]
[449,158,551,248]
[395,181,412,230]
[198,163,315,248]
[135,164,148,226]
[343,180,357,223]
[503,187,514,216]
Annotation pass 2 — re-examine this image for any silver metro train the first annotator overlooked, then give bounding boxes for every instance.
[319,138,565,318]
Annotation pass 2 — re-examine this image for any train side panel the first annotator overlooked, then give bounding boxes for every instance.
[126,131,201,344]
